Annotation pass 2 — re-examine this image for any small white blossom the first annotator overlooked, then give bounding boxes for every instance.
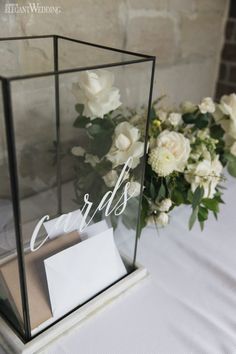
[85,154,100,167]
[102,170,118,188]
[185,156,223,198]
[127,181,141,197]
[168,112,182,126]
[158,198,172,212]
[198,97,215,114]
[71,146,85,157]
[156,212,169,226]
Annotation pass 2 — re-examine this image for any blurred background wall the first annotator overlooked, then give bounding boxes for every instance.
[0,0,230,104]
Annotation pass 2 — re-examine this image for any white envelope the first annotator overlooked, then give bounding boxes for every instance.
[43,209,83,239]
[44,228,127,317]
[80,220,109,241]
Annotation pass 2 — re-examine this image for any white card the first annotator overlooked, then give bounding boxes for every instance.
[44,228,127,317]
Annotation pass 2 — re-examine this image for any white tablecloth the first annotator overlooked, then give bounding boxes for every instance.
[1,174,236,353]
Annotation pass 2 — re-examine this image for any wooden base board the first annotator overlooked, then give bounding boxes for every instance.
[0,265,148,354]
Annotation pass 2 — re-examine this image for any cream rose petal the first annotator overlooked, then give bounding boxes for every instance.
[73,69,121,119]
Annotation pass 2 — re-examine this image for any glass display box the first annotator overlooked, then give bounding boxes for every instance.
[0,35,155,343]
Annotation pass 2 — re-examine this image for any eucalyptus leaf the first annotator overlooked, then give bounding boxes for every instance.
[149,180,156,199]
[200,221,205,231]
[198,206,208,222]
[156,182,165,202]
[189,206,199,230]
[192,186,204,209]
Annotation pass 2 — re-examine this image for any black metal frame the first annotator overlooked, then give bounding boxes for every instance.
[0,34,155,343]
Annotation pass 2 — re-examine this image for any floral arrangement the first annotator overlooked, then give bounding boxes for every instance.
[70,68,236,234]
[70,69,144,228]
[143,93,236,231]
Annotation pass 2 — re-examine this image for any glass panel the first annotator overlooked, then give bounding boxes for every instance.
[0,81,25,337]
[0,38,53,77]
[1,35,153,341]
[57,37,146,71]
[10,60,152,337]
[0,37,147,79]
[11,76,58,336]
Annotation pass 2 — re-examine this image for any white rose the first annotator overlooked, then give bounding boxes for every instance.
[217,93,236,139]
[103,170,118,188]
[180,101,196,114]
[168,112,182,126]
[107,122,144,169]
[128,181,141,197]
[198,97,215,114]
[85,153,100,167]
[72,69,121,119]
[230,141,236,156]
[156,212,169,226]
[185,156,223,198]
[148,147,176,177]
[71,146,85,157]
[158,198,172,212]
[156,130,191,172]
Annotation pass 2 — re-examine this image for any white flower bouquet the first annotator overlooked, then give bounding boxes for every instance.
[143,93,236,231]
[70,68,236,234]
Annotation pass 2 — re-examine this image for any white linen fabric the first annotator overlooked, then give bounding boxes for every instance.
[1,174,236,353]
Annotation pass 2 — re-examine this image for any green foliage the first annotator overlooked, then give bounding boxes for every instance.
[73,115,89,128]
[195,113,209,129]
[149,106,157,120]
[171,189,184,205]
[75,103,84,115]
[182,112,197,124]
[182,111,210,129]
[192,186,204,209]
[188,186,204,230]
[189,206,199,230]
[202,198,219,212]
[198,206,208,222]
[210,124,225,140]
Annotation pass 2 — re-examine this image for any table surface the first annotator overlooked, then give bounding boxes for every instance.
[1,174,236,354]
